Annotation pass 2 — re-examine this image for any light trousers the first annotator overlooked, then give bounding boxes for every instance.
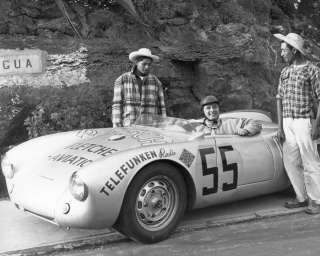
[283,118,320,203]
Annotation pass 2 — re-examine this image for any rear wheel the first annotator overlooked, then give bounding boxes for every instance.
[115,162,187,243]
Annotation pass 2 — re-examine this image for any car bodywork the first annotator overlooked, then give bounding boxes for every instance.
[3,111,315,232]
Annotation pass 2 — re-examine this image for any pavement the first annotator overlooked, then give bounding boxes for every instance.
[0,191,306,256]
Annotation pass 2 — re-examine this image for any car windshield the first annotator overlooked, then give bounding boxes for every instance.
[135,114,200,133]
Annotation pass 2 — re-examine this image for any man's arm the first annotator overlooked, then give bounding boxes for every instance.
[276,95,285,142]
[157,79,167,117]
[276,69,285,142]
[311,66,320,140]
[237,118,262,136]
[312,101,320,140]
[112,77,123,127]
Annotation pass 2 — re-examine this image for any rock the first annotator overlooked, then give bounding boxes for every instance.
[8,24,28,35]
[167,17,189,26]
[253,24,270,37]
[216,23,249,35]
[87,10,114,37]
[0,22,9,34]
[37,17,75,36]
[19,6,41,18]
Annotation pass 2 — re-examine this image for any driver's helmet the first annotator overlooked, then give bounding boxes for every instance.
[200,95,219,110]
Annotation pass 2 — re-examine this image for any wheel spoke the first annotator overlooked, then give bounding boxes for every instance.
[135,175,179,231]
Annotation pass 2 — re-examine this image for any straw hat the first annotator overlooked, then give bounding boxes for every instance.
[273,33,307,55]
[129,48,160,62]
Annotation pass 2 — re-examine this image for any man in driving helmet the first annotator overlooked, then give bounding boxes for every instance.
[195,95,262,136]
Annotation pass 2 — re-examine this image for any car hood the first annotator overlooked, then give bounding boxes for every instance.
[7,125,189,181]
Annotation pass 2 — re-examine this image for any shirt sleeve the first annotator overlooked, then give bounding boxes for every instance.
[157,78,167,117]
[311,65,320,100]
[112,76,123,127]
[277,69,285,98]
[237,118,262,136]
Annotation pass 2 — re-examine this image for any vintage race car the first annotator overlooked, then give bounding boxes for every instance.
[2,111,316,243]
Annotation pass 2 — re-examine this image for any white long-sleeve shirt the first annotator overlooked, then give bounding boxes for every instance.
[194,118,262,136]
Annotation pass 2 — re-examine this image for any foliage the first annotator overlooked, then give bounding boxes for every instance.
[30,0,116,10]
[0,86,37,148]
[24,85,111,138]
[0,85,112,198]
[0,89,23,124]
[67,0,116,9]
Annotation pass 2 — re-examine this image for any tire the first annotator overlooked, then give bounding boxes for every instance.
[115,162,187,243]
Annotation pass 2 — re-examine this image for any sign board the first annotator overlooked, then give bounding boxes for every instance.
[0,49,47,76]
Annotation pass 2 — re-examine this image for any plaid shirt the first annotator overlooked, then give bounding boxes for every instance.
[112,69,166,127]
[277,61,320,118]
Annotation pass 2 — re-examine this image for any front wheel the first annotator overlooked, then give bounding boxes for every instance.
[115,162,187,243]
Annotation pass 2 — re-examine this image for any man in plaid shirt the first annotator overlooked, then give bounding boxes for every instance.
[274,33,320,214]
[112,48,166,127]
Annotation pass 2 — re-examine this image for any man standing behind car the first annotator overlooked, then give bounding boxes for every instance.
[274,32,320,214]
[112,48,166,127]
[195,95,262,136]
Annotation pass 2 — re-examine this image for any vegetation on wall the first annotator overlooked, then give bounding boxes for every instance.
[24,85,110,138]
[30,0,116,9]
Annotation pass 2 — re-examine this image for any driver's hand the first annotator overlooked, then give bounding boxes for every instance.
[167,119,175,125]
[237,128,249,136]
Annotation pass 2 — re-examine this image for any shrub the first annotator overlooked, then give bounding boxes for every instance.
[24,85,112,138]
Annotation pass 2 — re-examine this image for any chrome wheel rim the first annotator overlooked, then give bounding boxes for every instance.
[135,175,179,231]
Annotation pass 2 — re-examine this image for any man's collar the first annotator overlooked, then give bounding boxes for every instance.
[203,118,222,129]
[289,60,309,68]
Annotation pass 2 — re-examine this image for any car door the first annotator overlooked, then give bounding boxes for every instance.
[194,133,275,208]
[214,134,275,185]
[195,135,218,200]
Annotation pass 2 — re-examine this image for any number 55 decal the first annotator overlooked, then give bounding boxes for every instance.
[199,145,238,196]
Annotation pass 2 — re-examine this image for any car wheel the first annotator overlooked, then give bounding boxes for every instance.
[115,162,187,243]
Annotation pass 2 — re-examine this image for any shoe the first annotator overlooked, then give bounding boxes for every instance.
[284,199,308,209]
[305,201,320,215]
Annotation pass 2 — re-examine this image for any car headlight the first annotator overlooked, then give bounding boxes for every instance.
[69,172,88,201]
[1,155,16,179]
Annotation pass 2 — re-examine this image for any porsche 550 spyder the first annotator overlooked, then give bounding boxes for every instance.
[2,110,315,243]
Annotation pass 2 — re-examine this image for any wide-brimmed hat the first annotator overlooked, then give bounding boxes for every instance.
[273,33,307,55]
[129,48,160,62]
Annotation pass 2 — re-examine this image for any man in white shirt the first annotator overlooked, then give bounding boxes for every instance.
[195,95,262,136]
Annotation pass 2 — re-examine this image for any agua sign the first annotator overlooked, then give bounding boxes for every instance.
[0,49,47,76]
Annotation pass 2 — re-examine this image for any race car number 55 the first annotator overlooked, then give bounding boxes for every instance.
[200,145,238,196]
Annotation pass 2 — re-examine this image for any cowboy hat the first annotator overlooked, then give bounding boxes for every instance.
[129,48,160,62]
[273,33,307,55]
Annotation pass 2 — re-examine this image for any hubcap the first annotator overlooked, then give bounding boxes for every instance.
[135,175,178,231]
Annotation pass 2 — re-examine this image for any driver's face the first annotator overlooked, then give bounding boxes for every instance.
[203,103,220,121]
